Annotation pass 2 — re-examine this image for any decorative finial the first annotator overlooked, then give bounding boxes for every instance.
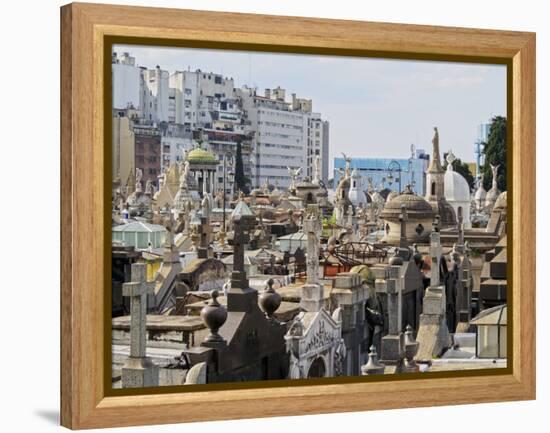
[361,345,385,375]
[259,278,281,318]
[200,289,227,344]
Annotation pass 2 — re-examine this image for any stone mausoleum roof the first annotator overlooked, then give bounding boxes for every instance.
[380,186,434,219]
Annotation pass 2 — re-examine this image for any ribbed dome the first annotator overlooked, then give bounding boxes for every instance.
[380,186,434,219]
[485,187,500,204]
[433,200,457,226]
[186,146,217,165]
[445,166,470,202]
[474,184,487,201]
[386,191,399,202]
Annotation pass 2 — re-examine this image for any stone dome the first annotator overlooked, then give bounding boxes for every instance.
[186,146,218,165]
[432,199,457,227]
[474,183,487,201]
[493,191,507,210]
[386,191,399,202]
[380,186,434,219]
[444,165,470,203]
[444,160,471,227]
[485,187,500,204]
[379,186,434,245]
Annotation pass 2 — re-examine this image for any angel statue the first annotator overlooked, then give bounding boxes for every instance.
[341,152,352,178]
[313,155,321,185]
[287,166,302,190]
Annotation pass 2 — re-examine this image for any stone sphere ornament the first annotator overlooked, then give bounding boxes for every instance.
[200,290,227,343]
[259,278,282,318]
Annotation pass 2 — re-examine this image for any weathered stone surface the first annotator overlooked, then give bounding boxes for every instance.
[381,334,403,363]
[184,362,207,385]
[121,357,159,388]
[300,283,325,312]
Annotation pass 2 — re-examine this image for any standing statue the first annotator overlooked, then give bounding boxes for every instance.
[367,177,374,193]
[490,164,500,190]
[341,152,352,179]
[201,194,211,220]
[135,168,143,193]
[313,155,321,185]
[287,166,302,190]
[432,126,441,162]
[180,160,190,189]
[365,287,385,355]
[144,180,155,196]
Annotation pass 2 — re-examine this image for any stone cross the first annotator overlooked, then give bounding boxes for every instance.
[163,213,175,248]
[430,225,442,288]
[123,263,155,358]
[304,205,321,285]
[197,216,213,259]
[231,214,254,290]
[456,207,464,252]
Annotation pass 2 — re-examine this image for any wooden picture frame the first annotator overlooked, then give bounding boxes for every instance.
[60,2,535,429]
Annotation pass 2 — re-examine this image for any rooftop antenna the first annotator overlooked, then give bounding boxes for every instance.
[409,143,416,192]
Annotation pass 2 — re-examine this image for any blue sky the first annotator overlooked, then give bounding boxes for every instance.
[115,44,506,166]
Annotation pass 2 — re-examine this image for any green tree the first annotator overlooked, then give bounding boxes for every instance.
[481,116,507,191]
[234,139,250,194]
[443,152,475,190]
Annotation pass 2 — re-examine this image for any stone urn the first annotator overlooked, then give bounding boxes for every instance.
[259,278,282,318]
[200,290,227,343]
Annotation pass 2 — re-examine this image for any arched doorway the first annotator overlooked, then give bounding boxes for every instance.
[307,357,326,378]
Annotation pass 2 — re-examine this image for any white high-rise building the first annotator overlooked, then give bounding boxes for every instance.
[112,52,141,111]
[237,86,329,189]
[141,66,170,123]
[169,69,235,130]
[305,112,330,184]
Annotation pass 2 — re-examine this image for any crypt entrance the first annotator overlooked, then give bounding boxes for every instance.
[307,356,326,378]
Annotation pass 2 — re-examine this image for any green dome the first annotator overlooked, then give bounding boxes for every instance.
[186,145,218,165]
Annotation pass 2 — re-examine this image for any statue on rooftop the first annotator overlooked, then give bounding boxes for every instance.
[313,155,321,185]
[135,168,143,193]
[490,164,500,189]
[287,166,302,190]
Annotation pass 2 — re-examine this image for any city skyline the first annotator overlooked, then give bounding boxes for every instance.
[115,44,507,168]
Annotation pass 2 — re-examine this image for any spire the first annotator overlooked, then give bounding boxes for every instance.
[427,127,444,173]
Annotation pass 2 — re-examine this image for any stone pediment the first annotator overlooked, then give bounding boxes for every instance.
[291,309,342,359]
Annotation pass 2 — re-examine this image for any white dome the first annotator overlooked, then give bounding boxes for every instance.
[444,166,470,203]
[474,184,486,201]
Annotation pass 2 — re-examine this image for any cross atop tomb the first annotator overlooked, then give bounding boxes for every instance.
[197,216,213,259]
[456,207,464,253]
[122,263,155,358]
[430,224,442,288]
